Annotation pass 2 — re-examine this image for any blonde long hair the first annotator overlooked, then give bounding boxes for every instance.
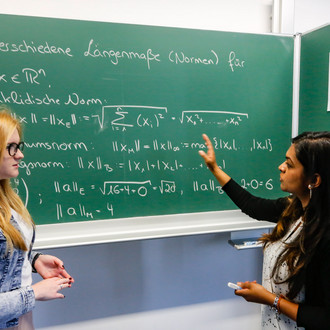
[0,108,34,252]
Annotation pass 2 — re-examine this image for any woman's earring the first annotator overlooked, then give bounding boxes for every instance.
[308,184,313,199]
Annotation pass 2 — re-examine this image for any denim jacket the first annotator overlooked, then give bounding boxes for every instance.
[0,216,36,328]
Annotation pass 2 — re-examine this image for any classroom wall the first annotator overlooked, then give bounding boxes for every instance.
[0,1,329,329]
[0,0,273,33]
[274,0,330,34]
[34,234,264,330]
[292,0,330,33]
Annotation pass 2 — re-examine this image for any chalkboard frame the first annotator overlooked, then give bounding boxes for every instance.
[0,14,300,247]
[34,210,275,249]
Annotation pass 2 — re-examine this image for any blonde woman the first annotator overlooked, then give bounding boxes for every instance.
[0,109,74,329]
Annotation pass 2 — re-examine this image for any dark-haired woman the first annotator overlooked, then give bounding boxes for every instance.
[199,132,330,330]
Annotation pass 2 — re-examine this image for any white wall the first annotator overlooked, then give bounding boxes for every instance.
[277,0,330,34]
[0,1,328,329]
[294,0,330,33]
[0,0,273,33]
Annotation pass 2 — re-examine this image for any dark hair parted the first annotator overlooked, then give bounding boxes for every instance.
[260,131,330,300]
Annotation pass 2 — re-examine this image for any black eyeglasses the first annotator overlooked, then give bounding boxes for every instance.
[6,142,24,156]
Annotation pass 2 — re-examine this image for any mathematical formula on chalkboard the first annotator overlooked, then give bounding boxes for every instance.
[11,103,277,222]
[0,14,294,224]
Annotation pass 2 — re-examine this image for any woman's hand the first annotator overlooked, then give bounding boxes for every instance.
[235,281,275,306]
[34,254,74,283]
[32,277,72,301]
[199,134,231,186]
[199,134,218,172]
[234,281,299,321]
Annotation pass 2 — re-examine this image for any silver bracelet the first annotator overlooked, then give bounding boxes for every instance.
[272,295,280,313]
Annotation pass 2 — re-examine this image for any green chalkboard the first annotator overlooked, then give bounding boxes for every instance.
[0,14,294,225]
[299,24,330,132]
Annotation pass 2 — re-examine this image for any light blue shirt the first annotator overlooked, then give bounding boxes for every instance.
[0,214,36,328]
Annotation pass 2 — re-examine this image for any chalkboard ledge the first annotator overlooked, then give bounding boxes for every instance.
[33,210,275,249]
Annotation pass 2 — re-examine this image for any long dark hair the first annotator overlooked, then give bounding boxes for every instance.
[262,131,330,299]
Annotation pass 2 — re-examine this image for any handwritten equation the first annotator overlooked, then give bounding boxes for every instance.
[9,105,249,130]
[14,176,275,221]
